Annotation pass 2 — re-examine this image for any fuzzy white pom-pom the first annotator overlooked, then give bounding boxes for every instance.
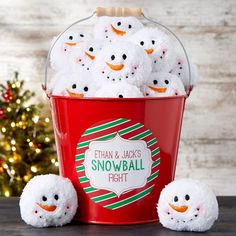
[128,28,176,73]
[51,69,95,97]
[170,54,200,87]
[94,16,143,42]
[94,82,143,98]
[50,31,92,71]
[19,174,78,228]
[92,41,152,87]
[69,39,104,72]
[144,72,186,97]
[157,178,218,232]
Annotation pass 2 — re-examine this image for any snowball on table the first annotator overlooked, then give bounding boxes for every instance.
[94,82,143,98]
[51,69,95,97]
[128,28,176,73]
[170,53,200,87]
[157,178,218,232]
[144,72,186,97]
[94,16,143,42]
[92,41,152,88]
[50,30,92,72]
[19,174,78,227]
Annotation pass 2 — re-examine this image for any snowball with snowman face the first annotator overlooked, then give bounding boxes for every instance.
[19,174,78,227]
[129,28,176,73]
[69,39,103,72]
[145,72,186,97]
[170,54,200,87]
[94,16,143,42]
[157,179,218,232]
[51,69,95,97]
[50,30,92,71]
[92,41,152,87]
[94,82,143,98]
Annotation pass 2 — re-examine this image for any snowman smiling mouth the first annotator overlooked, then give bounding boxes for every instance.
[111,25,126,36]
[37,203,57,212]
[106,62,124,71]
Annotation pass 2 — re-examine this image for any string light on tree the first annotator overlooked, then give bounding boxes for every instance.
[0,72,57,197]
[32,115,39,123]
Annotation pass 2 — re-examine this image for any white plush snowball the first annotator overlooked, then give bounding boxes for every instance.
[128,28,176,73]
[51,69,95,97]
[144,72,186,97]
[157,178,218,232]
[20,174,78,228]
[50,30,92,71]
[94,82,143,98]
[69,39,104,72]
[170,53,200,87]
[92,41,152,87]
[94,16,143,42]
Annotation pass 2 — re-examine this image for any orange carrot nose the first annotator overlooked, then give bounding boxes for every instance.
[66,89,84,98]
[106,62,124,71]
[111,25,126,36]
[148,86,167,93]
[169,203,188,213]
[84,51,95,60]
[65,42,77,46]
[145,48,154,54]
[37,203,57,212]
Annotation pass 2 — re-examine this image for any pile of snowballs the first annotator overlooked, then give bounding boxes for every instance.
[49,16,199,98]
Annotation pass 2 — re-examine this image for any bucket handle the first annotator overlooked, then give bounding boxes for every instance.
[43,7,192,96]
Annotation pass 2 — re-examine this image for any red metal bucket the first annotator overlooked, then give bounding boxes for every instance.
[44,7,192,225]
[50,95,186,224]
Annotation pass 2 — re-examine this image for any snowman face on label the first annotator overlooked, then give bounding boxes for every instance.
[20,175,78,227]
[93,41,152,86]
[71,40,103,72]
[146,73,186,97]
[94,16,143,42]
[129,28,176,73]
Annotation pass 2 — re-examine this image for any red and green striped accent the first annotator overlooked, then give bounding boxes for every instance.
[75,118,161,210]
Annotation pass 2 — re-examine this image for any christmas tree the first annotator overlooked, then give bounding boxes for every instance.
[0,72,58,197]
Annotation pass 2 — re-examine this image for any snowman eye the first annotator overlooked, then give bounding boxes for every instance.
[117,22,121,26]
[153,80,158,85]
[128,24,132,29]
[80,34,84,37]
[72,84,76,89]
[42,196,47,201]
[122,54,127,60]
[111,55,115,60]
[118,94,123,98]
[164,80,169,84]
[140,41,144,46]
[54,194,59,200]
[174,196,178,202]
[152,40,155,45]
[84,86,88,92]
[89,47,94,52]
[69,36,73,40]
[185,194,190,201]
